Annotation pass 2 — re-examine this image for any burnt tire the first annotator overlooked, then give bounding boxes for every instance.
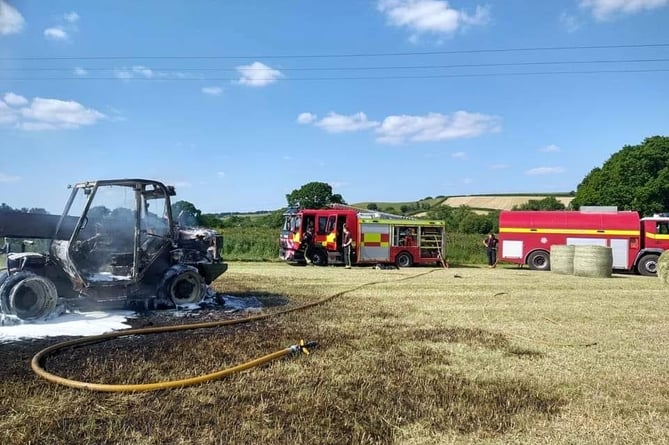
[637,254,659,276]
[527,250,550,271]
[0,270,8,313]
[0,271,58,320]
[396,252,413,268]
[310,249,328,266]
[160,265,204,306]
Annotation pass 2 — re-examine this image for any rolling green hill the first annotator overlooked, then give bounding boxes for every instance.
[352,193,574,216]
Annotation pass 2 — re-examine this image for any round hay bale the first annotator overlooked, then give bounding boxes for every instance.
[656,250,669,284]
[573,245,613,278]
[550,245,575,275]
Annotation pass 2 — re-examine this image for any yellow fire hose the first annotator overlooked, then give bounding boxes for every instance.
[31,269,438,392]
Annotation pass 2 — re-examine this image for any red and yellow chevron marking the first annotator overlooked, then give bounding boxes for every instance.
[360,232,389,247]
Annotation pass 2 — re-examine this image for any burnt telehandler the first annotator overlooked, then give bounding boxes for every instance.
[0,179,227,321]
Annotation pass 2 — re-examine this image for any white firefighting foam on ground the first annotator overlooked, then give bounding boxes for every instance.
[0,295,264,344]
[0,309,134,343]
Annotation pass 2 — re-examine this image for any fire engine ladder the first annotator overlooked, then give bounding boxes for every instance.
[419,227,448,269]
[327,204,411,220]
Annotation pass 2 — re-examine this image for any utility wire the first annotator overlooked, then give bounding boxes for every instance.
[3,57,669,72]
[4,68,669,81]
[3,42,669,61]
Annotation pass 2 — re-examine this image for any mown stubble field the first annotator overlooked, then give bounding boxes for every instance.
[1,262,668,445]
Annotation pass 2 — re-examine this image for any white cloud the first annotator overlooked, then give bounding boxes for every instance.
[0,0,24,35]
[525,167,565,175]
[489,163,510,170]
[63,12,79,23]
[297,112,317,124]
[3,92,28,106]
[217,171,225,177]
[452,151,467,159]
[315,112,379,133]
[0,101,17,124]
[74,67,88,76]
[44,27,68,41]
[131,66,153,78]
[20,98,105,129]
[559,12,581,32]
[580,0,669,20]
[0,96,106,131]
[0,172,20,182]
[377,0,490,37]
[538,144,561,152]
[202,86,223,96]
[114,66,154,80]
[375,111,501,144]
[113,66,191,80]
[235,61,283,87]
[43,11,80,42]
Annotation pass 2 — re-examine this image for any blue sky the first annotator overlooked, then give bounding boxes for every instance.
[1,0,668,214]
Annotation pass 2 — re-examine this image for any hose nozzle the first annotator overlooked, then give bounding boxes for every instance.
[289,339,318,356]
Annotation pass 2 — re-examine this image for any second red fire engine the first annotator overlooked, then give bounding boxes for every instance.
[498,208,669,275]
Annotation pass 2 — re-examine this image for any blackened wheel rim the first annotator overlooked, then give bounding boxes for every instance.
[396,252,413,268]
[528,251,550,271]
[639,254,659,276]
[0,271,58,320]
[311,250,328,266]
[167,268,204,305]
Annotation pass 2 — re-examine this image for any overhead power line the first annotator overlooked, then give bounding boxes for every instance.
[3,57,669,72]
[2,42,669,61]
[4,68,669,81]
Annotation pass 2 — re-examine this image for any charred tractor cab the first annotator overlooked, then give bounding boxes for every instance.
[0,179,227,321]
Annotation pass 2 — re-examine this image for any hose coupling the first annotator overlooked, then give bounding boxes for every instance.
[289,339,318,356]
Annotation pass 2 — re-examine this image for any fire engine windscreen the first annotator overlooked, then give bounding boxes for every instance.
[283,214,302,232]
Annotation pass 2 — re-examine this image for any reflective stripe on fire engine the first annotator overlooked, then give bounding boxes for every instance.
[360,232,390,248]
[499,228,640,236]
[645,232,669,240]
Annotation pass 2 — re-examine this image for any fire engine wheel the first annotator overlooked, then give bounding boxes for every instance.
[637,254,659,276]
[160,265,205,306]
[396,252,413,268]
[527,251,550,271]
[0,271,58,320]
[310,249,328,267]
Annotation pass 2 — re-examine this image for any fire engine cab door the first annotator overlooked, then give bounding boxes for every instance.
[359,222,390,262]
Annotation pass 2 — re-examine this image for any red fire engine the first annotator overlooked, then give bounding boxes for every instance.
[279,206,446,267]
[498,209,669,275]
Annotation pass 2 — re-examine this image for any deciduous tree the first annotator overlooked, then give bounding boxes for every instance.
[572,136,669,216]
[512,196,566,211]
[286,182,346,209]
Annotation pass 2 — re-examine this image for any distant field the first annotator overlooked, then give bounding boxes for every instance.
[352,194,573,216]
[351,196,446,212]
[443,195,574,211]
